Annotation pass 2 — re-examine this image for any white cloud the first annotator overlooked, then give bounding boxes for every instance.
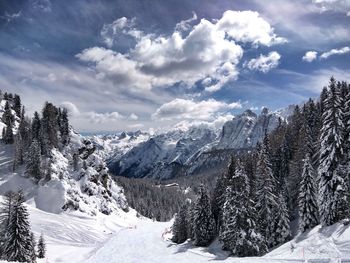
[175,12,197,32]
[216,10,287,47]
[129,113,138,120]
[320,46,350,59]
[86,111,123,124]
[246,52,281,73]
[78,10,286,93]
[302,51,318,62]
[152,98,241,121]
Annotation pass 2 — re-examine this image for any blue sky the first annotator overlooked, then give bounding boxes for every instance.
[0,0,349,132]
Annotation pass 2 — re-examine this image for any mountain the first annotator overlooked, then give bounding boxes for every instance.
[99,107,293,180]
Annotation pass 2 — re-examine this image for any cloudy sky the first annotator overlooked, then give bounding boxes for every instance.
[0,0,349,133]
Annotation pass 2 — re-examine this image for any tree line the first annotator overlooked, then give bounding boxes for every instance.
[172,77,350,256]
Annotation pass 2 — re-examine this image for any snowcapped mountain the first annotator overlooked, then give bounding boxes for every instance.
[216,107,283,149]
[97,107,293,180]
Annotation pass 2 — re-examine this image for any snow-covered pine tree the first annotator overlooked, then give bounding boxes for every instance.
[172,203,188,244]
[256,133,278,247]
[318,77,348,226]
[26,139,42,181]
[220,160,267,256]
[192,185,216,246]
[3,191,33,262]
[0,191,16,258]
[272,193,291,247]
[211,156,236,232]
[37,234,46,259]
[29,232,37,262]
[31,111,41,142]
[59,108,70,145]
[41,102,59,155]
[298,153,319,232]
[13,94,21,118]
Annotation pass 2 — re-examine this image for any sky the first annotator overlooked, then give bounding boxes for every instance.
[0,0,349,133]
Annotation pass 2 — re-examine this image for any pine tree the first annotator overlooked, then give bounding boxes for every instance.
[0,191,16,257]
[211,156,235,232]
[220,160,267,256]
[256,134,278,247]
[37,234,46,259]
[31,112,41,141]
[272,193,291,246]
[172,203,188,244]
[3,191,33,262]
[29,232,37,262]
[298,154,319,232]
[59,108,70,145]
[41,102,59,155]
[318,77,348,226]
[192,185,216,246]
[26,139,42,180]
[13,94,21,117]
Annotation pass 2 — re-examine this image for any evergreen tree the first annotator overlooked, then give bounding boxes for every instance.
[13,94,21,117]
[2,191,33,262]
[26,139,42,180]
[41,102,59,155]
[59,108,70,145]
[272,193,291,246]
[0,191,15,257]
[256,134,278,247]
[31,112,41,141]
[211,156,235,232]
[37,234,46,259]
[172,203,188,244]
[192,185,216,246]
[29,232,37,262]
[220,160,267,256]
[318,77,348,226]
[298,154,319,232]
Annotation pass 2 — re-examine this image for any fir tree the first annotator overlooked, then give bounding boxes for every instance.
[2,191,33,262]
[59,108,70,145]
[220,160,267,256]
[256,134,278,247]
[318,77,348,226]
[37,234,46,259]
[298,154,319,232]
[211,156,235,232]
[172,203,188,244]
[192,185,216,246]
[13,94,21,117]
[26,139,42,180]
[272,193,291,246]
[31,112,41,141]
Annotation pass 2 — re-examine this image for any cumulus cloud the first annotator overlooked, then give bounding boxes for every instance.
[78,10,286,93]
[320,46,350,59]
[86,111,123,124]
[302,51,318,62]
[152,98,241,121]
[216,10,287,46]
[245,52,281,73]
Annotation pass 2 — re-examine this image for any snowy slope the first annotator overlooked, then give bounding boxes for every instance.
[0,131,128,216]
[85,218,350,263]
